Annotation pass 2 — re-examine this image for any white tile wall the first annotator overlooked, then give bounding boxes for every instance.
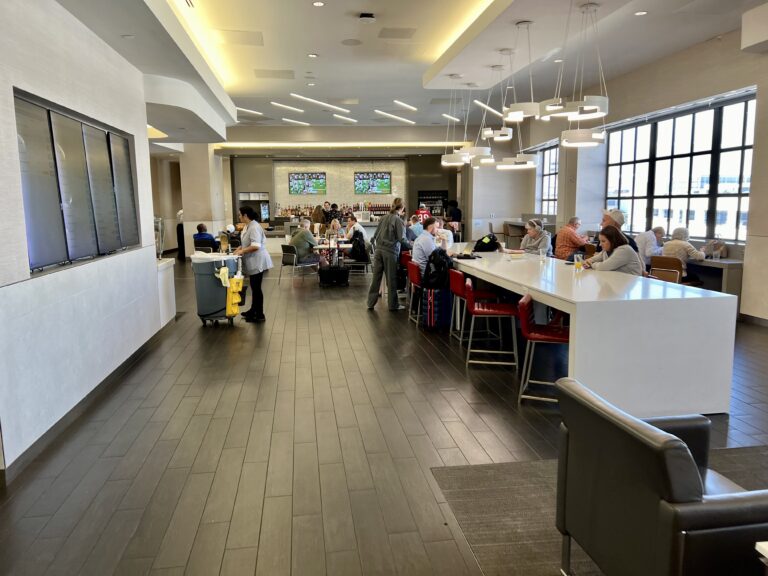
[0,0,161,466]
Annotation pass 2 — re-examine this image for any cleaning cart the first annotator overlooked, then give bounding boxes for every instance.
[190,253,244,326]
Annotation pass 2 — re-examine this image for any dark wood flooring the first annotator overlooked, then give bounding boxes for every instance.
[0,262,766,575]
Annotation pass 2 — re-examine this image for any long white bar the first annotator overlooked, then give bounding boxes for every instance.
[454,252,738,417]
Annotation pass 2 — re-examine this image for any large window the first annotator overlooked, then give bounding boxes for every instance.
[14,94,140,271]
[606,97,754,241]
[540,146,559,216]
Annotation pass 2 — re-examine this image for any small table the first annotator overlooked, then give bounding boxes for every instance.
[313,243,353,266]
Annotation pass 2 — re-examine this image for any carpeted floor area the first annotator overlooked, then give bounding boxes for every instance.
[431,446,768,576]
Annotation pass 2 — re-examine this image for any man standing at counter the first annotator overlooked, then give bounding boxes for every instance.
[367,198,409,311]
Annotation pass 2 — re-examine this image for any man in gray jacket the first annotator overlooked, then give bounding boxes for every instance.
[367,198,410,311]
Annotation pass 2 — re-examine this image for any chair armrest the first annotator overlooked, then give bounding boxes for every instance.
[662,490,768,532]
[644,415,711,471]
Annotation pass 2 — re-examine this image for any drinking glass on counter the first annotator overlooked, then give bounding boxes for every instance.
[539,248,547,262]
[574,253,584,271]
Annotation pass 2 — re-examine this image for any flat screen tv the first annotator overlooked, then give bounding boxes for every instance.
[354,172,391,195]
[289,172,327,195]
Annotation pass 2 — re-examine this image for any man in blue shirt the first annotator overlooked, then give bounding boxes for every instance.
[412,217,448,275]
[193,223,219,251]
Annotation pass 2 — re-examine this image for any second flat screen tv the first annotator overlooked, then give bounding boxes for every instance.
[289,172,327,195]
[354,172,391,194]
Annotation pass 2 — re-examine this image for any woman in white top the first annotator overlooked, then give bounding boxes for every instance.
[584,225,644,276]
[234,206,273,323]
[662,227,705,281]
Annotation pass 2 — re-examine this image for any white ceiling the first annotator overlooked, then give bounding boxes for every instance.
[57,0,762,133]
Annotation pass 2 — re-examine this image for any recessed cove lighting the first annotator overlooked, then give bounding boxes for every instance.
[634,10,648,15]
[270,101,304,113]
[290,93,350,113]
[282,117,310,126]
[374,109,416,125]
[313,1,325,6]
[307,53,318,58]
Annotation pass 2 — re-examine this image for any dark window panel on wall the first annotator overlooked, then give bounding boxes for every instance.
[50,112,99,261]
[83,125,122,253]
[13,98,69,270]
[109,133,140,247]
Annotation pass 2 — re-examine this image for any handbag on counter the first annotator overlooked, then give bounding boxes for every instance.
[701,240,728,259]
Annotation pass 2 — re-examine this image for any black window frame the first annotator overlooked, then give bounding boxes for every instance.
[605,95,754,241]
[539,145,559,217]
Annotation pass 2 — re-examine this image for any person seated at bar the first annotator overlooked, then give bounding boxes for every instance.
[327,203,343,223]
[406,215,422,242]
[311,205,326,234]
[520,219,552,256]
[411,217,449,275]
[434,217,454,249]
[635,226,665,268]
[584,225,644,275]
[344,215,369,242]
[662,227,705,281]
[193,223,219,250]
[290,219,328,268]
[555,217,589,260]
[595,209,638,252]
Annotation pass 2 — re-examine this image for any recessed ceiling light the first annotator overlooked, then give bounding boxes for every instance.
[333,114,358,123]
[393,99,418,111]
[283,117,310,126]
[271,101,304,113]
[290,93,350,113]
[313,1,325,6]
[554,58,563,63]
[307,83,316,87]
[441,113,461,122]
[236,107,263,116]
[374,109,415,125]
[307,53,318,58]
[634,10,648,15]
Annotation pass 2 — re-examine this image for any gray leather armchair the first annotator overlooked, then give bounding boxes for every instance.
[556,378,768,576]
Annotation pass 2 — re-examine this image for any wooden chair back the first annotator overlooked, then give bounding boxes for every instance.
[649,268,681,283]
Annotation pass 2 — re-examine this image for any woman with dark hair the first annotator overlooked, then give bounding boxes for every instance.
[234,206,273,322]
[367,197,409,311]
[584,225,643,275]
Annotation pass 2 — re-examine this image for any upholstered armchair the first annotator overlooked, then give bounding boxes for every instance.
[556,378,768,576]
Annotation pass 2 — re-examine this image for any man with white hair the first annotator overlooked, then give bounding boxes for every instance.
[635,226,665,267]
[290,219,328,268]
[596,208,638,253]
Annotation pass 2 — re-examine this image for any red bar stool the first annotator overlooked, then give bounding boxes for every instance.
[465,279,518,369]
[449,269,498,343]
[517,293,569,405]
[406,260,423,324]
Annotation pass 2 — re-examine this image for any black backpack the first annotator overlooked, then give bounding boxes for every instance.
[423,248,453,289]
[349,230,369,263]
[474,233,499,252]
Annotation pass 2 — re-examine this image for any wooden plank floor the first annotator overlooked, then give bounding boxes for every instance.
[0,261,766,575]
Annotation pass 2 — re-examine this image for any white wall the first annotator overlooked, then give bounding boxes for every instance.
[467,166,535,240]
[0,0,160,467]
[273,160,407,208]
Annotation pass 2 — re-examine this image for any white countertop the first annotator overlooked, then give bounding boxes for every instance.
[156,257,176,271]
[456,251,733,305]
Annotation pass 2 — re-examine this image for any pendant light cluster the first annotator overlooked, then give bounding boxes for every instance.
[441,1,610,170]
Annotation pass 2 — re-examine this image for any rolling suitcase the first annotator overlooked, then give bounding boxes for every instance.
[420,288,453,331]
[319,266,350,287]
